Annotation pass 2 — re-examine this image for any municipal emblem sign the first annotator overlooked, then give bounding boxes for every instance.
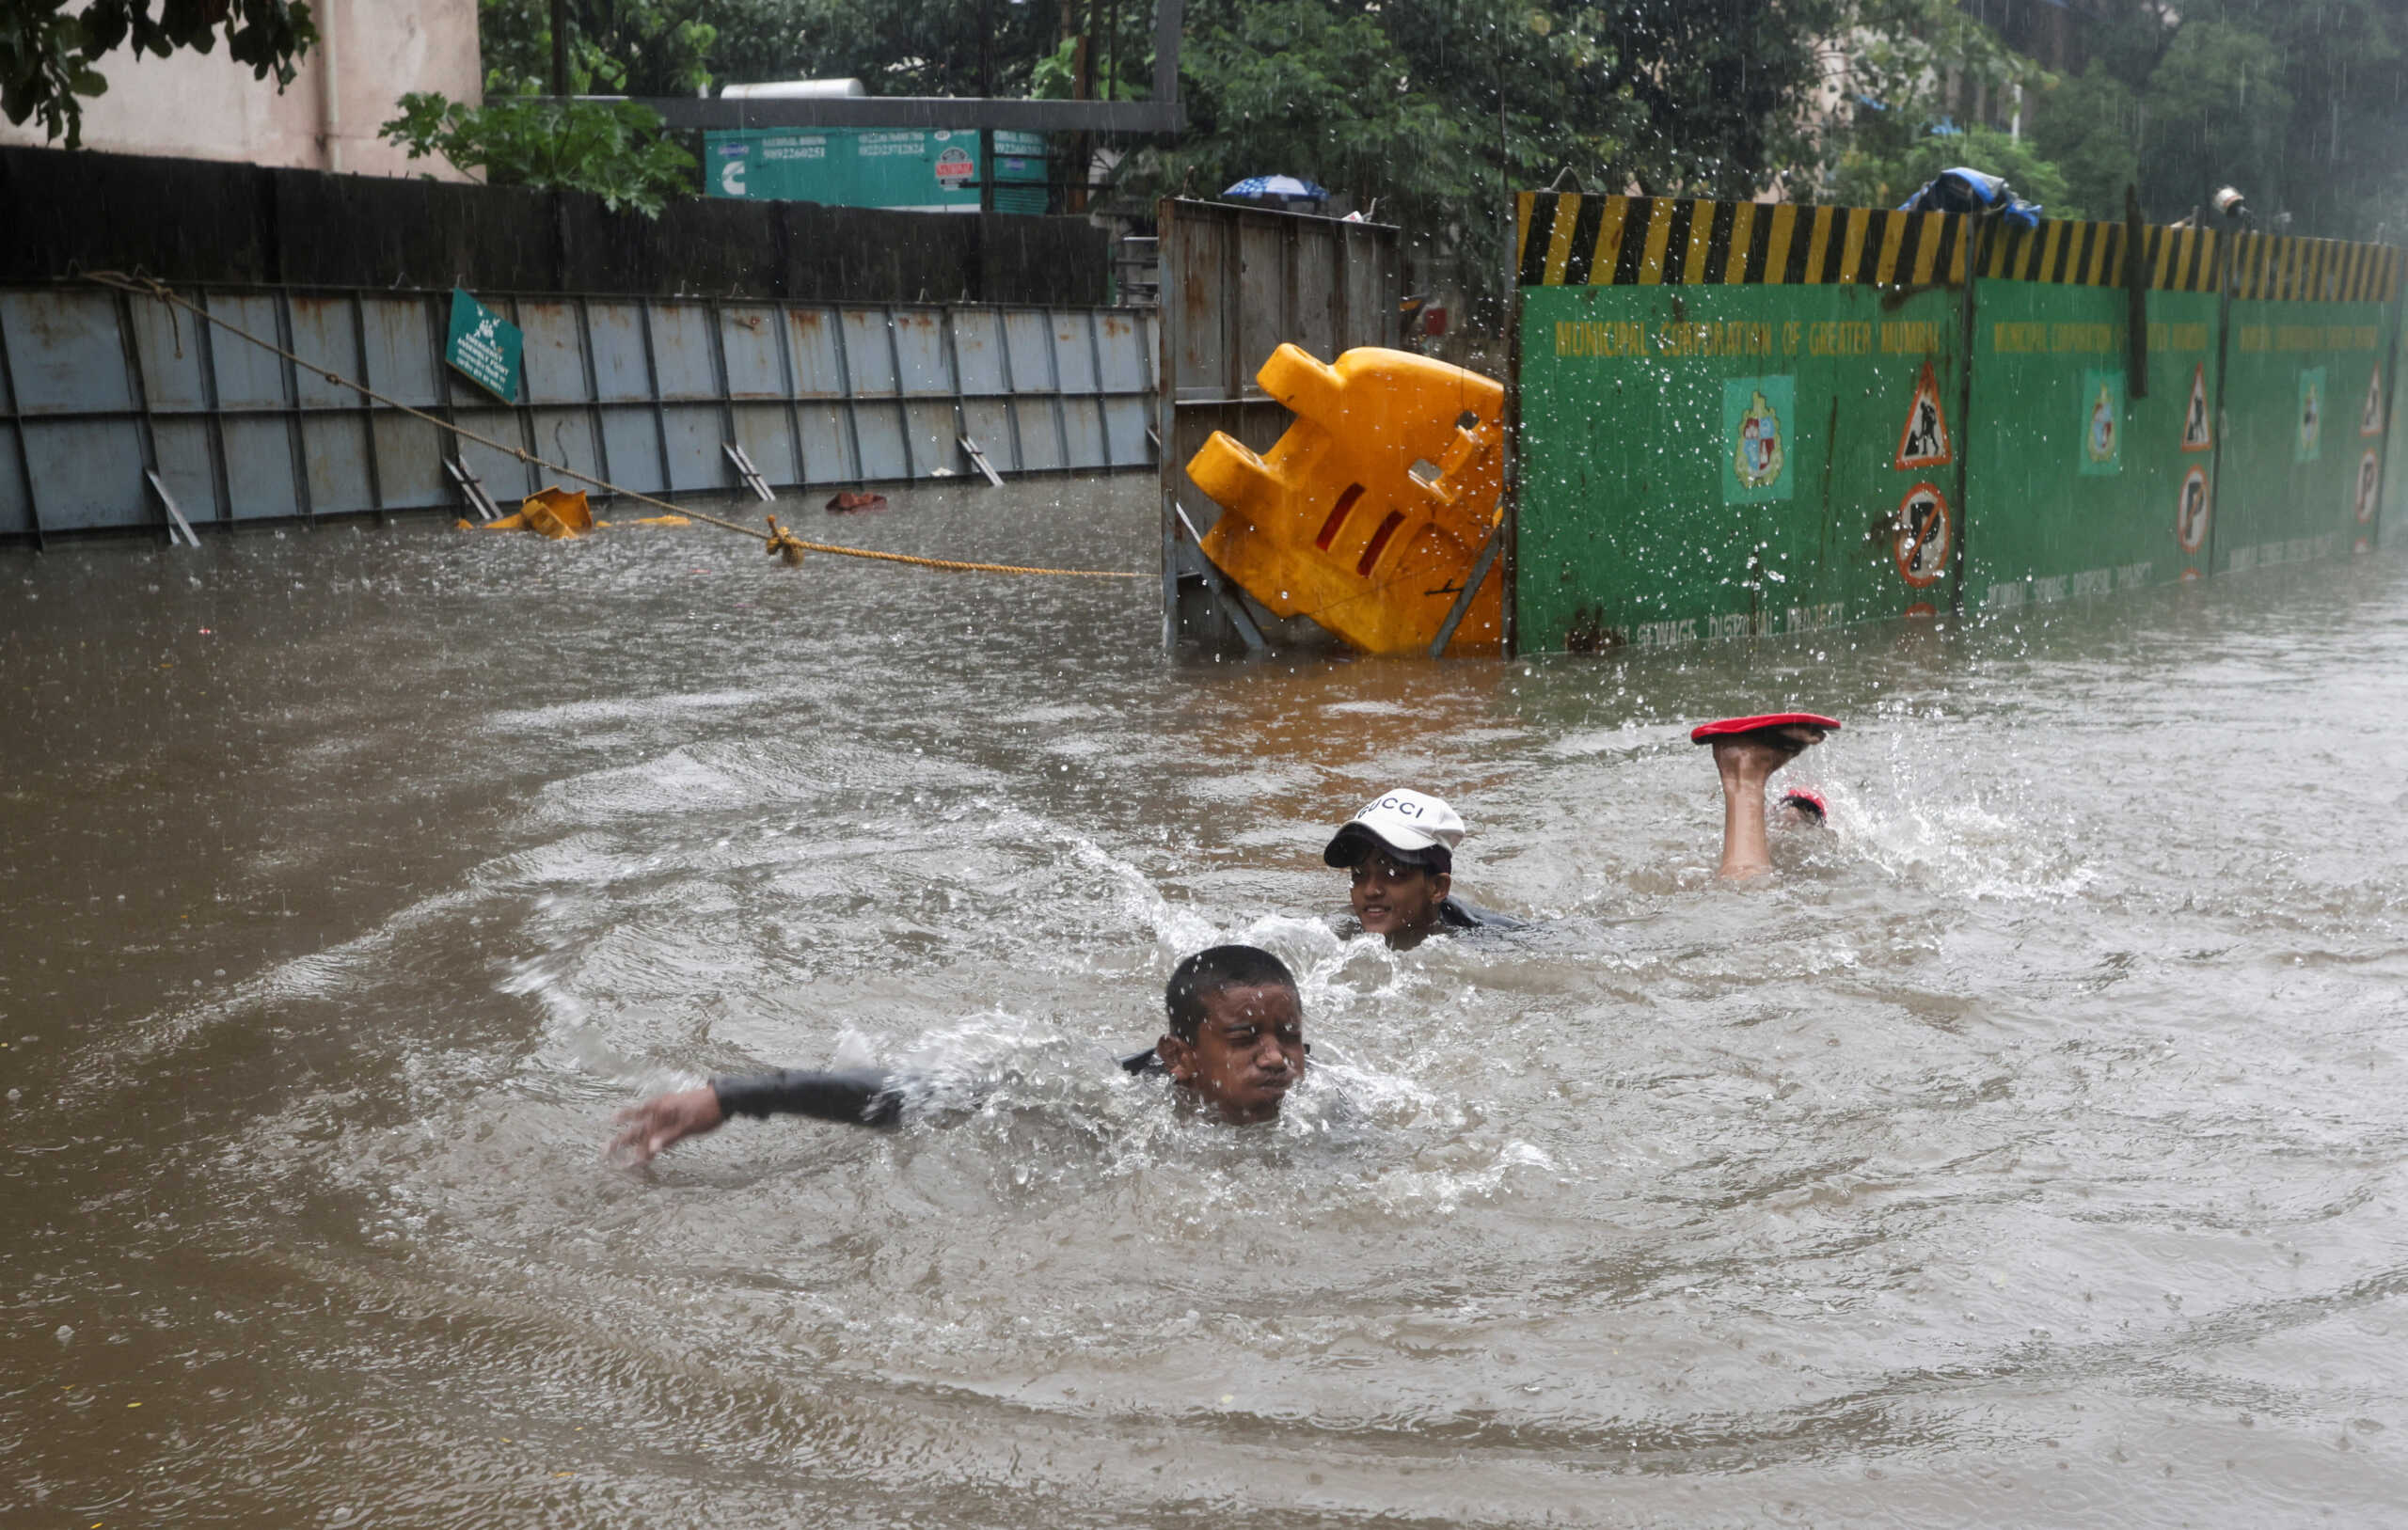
[1721,375,1795,503]
[445,289,522,403]
[2079,368,2123,475]
[1893,359,1952,469]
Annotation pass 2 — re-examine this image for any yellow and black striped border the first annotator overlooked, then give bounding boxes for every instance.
[2230,234,2401,305]
[1514,193,1965,289]
[1977,219,2219,292]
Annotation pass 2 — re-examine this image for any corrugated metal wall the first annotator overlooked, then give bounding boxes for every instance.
[0,285,1156,542]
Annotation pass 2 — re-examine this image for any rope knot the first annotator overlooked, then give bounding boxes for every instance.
[764,515,807,567]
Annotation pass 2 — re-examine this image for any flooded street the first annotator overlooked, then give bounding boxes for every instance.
[5,474,2407,1528]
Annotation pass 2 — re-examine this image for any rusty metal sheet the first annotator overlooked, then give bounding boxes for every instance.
[784,308,847,399]
[893,309,953,397]
[587,302,654,402]
[731,402,797,484]
[797,403,856,483]
[126,292,209,411]
[1003,309,1057,393]
[953,309,1008,395]
[452,410,532,503]
[372,414,448,508]
[20,420,146,528]
[289,295,363,410]
[648,303,718,402]
[720,306,784,397]
[528,409,604,490]
[361,297,440,406]
[853,404,909,481]
[963,400,1017,468]
[218,418,302,519]
[1053,312,1100,394]
[3,292,133,413]
[660,404,721,491]
[516,301,591,404]
[300,416,375,515]
[903,400,958,476]
[207,293,288,410]
[150,419,220,522]
[842,309,899,396]
[1015,400,1066,472]
[1064,398,1106,469]
[597,406,665,494]
[1096,312,1149,395]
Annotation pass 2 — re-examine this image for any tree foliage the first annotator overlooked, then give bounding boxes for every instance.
[2,0,315,148]
[378,91,696,215]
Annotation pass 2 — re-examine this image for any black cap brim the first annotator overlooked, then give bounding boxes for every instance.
[1323,823,1451,871]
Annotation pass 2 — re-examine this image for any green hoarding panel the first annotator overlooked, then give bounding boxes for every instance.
[2383,314,2408,548]
[1518,280,1965,652]
[1510,194,2406,655]
[1962,284,2222,611]
[1512,194,1974,652]
[2216,297,2394,571]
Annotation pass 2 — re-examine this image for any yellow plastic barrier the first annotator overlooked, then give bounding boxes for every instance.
[1187,346,1505,655]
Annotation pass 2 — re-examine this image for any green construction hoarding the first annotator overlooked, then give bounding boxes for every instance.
[1510,192,2405,655]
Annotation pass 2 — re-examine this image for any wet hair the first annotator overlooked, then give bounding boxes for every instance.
[1164,944,1298,1042]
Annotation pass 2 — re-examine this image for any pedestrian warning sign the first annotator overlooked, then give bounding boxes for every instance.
[2181,362,2213,451]
[1893,481,1952,588]
[1893,360,1952,469]
[2363,370,2385,437]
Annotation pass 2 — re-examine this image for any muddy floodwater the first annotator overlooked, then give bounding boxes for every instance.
[5,475,2407,1528]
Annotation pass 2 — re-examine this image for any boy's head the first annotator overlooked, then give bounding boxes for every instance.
[1158,945,1305,1124]
[1323,790,1462,943]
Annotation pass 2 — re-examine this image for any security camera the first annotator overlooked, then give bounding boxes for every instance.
[2212,186,2251,225]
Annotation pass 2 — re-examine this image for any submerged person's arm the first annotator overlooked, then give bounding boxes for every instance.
[610,1067,903,1164]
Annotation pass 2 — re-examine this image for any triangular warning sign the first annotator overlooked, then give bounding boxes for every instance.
[2180,362,2213,451]
[1893,360,1952,469]
[2362,369,2385,437]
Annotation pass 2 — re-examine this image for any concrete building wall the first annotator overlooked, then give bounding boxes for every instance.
[0,0,481,180]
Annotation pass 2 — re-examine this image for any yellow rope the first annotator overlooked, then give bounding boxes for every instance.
[80,271,1143,580]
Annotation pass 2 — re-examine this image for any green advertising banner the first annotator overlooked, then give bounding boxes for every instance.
[705,127,1048,213]
[445,289,522,403]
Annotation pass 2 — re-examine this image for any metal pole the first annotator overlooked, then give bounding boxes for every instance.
[549,0,570,97]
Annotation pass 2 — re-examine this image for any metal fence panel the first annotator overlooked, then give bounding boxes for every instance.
[1157,199,1403,649]
[0,283,1155,540]
[894,310,953,396]
[518,301,590,404]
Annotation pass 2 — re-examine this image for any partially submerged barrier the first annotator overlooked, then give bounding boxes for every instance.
[1510,191,2405,654]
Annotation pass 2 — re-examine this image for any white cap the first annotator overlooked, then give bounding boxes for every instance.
[1322,789,1465,869]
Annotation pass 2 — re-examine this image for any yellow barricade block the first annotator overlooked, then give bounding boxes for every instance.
[1187,345,1504,655]
[469,486,595,538]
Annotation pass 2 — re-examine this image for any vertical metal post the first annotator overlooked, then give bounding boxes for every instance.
[638,295,673,496]
[2207,229,2242,574]
[548,0,570,97]
[830,305,864,484]
[194,290,232,528]
[2375,244,2405,548]
[1156,198,1180,648]
[881,306,911,478]
[347,292,388,523]
[272,290,316,524]
[995,305,1026,471]
[503,294,543,498]
[574,295,611,486]
[941,303,972,475]
[1950,213,1990,616]
[773,302,806,487]
[1084,308,1111,467]
[109,286,173,544]
[0,298,47,549]
[706,297,740,491]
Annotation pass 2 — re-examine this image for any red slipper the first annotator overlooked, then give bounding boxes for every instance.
[1689,712,1842,744]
